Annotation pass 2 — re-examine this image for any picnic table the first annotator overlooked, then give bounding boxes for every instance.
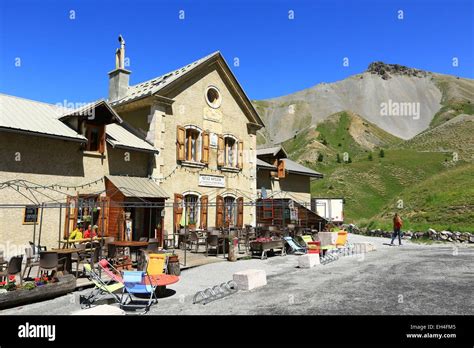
[51,248,79,274]
[108,241,149,264]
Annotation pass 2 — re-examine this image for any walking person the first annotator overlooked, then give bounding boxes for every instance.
[390,213,403,245]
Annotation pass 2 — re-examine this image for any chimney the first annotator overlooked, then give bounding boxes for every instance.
[108,35,131,102]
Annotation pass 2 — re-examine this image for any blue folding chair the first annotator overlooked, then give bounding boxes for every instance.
[120,271,158,313]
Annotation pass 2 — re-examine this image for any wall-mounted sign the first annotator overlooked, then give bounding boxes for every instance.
[199,174,225,188]
[210,133,218,148]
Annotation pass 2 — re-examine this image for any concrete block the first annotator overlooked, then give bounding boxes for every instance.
[233,269,267,291]
[72,305,125,315]
[317,232,338,246]
[353,242,376,253]
[298,254,320,268]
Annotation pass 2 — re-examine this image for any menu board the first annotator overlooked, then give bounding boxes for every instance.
[23,206,39,224]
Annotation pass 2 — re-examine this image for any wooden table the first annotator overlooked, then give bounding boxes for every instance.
[59,237,104,249]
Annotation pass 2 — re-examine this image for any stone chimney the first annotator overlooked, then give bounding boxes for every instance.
[108,35,131,102]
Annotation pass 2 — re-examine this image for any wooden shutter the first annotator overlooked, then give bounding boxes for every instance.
[217,135,225,166]
[277,159,286,178]
[200,195,208,229]
[215,195,224,228]
[99,125,106,154]
[237,141,244,169]
[98,196,110,237]
[201,131,209,164]
[236,197,244,228]
[176,126,186,161]
[174,193,183,232]
[63,194,79,238]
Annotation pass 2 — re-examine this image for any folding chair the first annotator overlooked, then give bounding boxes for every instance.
[80,263,124,309]
[120,271,158,314]
[146,254,167,276]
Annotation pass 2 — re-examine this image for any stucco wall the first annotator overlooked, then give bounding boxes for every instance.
[0,131,151,255]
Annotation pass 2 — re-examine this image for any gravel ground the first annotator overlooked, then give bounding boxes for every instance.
[1,234,473,315]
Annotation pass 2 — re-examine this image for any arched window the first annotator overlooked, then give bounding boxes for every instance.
[224,135,237,167]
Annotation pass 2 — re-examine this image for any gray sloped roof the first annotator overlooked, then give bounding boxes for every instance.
[0,93,86,141]
[282,159,323,178]
[110,51,220,107]
[106,175,168,198]
[256,145,287,158]
[106,123,158,153]
[256,158,277,170]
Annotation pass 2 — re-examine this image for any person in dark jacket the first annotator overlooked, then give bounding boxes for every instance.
[390,213,403,245]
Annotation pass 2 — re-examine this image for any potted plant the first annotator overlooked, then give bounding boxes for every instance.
[188,220,196,229]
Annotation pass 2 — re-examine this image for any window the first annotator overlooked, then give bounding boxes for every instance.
[185,128,201,162]
[206,86,221,109]
[23,206,39,224]
[218,135,243,169]
[81,121,105,153]
[184,194,199,225]
[224,196,237,227]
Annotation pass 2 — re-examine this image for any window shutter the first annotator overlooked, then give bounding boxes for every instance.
[98,196,110,236]
[215,195,224,228]
[277,159,286,178]
[237,197,244,228]
[237,141,244,169]
[99,126,106,154]
[176,126,186,161]
[174,193,184,232]
[200,195,208,229]
[201,131,209,164]
[217,135,225,166]
[64,193,79,238]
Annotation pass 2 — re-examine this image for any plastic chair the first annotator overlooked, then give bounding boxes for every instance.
[146,254,167,276]
[206,235,223,257]
[70,244,87,277]
[22,248,40,280]
[37,252,66,277]
[0,255,24,285]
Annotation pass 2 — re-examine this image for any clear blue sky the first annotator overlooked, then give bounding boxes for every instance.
[0,0,472,104]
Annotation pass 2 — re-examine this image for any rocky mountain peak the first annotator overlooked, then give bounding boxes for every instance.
[367,61,428,80]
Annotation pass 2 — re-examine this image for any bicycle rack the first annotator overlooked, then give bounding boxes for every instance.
[320,244,356,265]
[193,280,239,305]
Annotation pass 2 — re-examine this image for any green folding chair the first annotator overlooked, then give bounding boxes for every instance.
[80,263,124,308]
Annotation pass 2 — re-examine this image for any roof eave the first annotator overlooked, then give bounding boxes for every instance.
[0,126,87,143]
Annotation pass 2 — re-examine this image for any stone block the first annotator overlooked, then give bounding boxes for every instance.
[298,254,320,268]
[233,269,267,291]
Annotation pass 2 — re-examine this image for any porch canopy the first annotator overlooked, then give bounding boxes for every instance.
[105,175,168,199]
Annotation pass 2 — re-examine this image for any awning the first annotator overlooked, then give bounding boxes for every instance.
[106,175,168,199]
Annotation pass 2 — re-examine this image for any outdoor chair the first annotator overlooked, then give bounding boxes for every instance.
[206,235,224,257]
[98,259,124,283]
[37,252,66,277]
[107,244,132,271]
[146,254,167,275]
[120,271,158,313]
[188,231,206,253]
[29,241,47,254]
[22,247,40,280]
[80,263,124,309]
[0,255,24,286]
[70,244,87,277]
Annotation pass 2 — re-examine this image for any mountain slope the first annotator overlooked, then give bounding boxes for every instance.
[253,63,474,144]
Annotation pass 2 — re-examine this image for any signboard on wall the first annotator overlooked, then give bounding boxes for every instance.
[199,174,225,188]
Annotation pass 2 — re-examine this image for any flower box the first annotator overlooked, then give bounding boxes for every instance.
[0,274,76,309]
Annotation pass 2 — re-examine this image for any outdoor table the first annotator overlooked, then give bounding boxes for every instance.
[59,237,104,249]
[51,248,80,274]
[144,274,180,297]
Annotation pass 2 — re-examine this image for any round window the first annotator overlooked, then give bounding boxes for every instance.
[206,86,221,108]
